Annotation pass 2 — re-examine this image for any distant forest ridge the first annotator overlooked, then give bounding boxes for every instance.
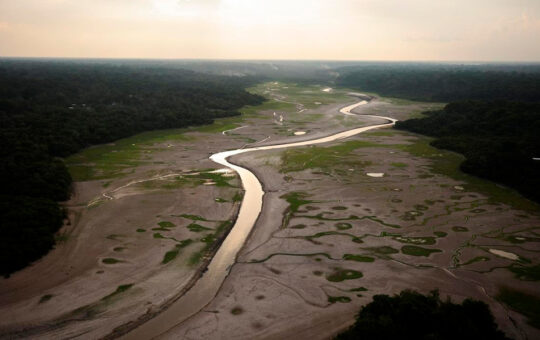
[0,60,264,276]
[335,65,540,102]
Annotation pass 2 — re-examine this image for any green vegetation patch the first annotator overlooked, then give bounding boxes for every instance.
[434,231,447,237]
[328,296,352,303]
[401,245,442,257]
[343,254,375,262]
[508,264,540,281]
[101,284,134,301]
[393,236,436,245]
[497,287,540,329]
[180,214,208,221]
[335,223,353,230]
[231,306,244,315]
[350,287,368,292]
[392,131,539,212]
[136,228,146,233]
[290,224,307,229]
[368,246,399,255]
[232,191,244,202]
[460,256,490,266]
[281,192,313,213]
[187,223,212,232]
[162,247,180,264]
[391,162,408,168]
[452,226,469,232]
[327,269,363,282]
[102,258,122,264]
[39,294,53,304]
[158,221,176,229]
[162,240,194,264]
[280,141,374,173]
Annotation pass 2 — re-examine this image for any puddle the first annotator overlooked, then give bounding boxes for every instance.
[489,249,519,260]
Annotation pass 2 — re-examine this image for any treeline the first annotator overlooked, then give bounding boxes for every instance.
[336,65,540,102]
[395,101,540,202]
[336,290,509,340]
[0,60,264,276]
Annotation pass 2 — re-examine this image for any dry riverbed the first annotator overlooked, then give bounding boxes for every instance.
[1,82,538,339]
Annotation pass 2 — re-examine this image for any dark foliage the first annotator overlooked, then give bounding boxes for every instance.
[0,60,264,276]
[396,101,540,202]
[336,66,540,102]
[336,290,510,340]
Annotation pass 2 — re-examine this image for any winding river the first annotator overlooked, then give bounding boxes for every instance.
[122,99,397,339]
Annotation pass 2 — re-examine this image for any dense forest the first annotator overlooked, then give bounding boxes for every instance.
[0,60,264,276]
[395,101,540,202]
[336,290,509,340]
[336,65,540,102]
[335,63,540,203]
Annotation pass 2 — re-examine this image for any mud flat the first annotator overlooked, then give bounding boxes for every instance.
[2,82,538,340]
[155,91,540,340]
[0,83,404,339]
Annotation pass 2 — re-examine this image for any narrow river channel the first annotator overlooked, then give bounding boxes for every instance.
[122,100,397,339]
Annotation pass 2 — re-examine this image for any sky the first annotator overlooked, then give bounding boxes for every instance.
[1,0,540,61]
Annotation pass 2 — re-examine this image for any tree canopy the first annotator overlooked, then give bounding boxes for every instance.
[0,60,264,276]
[395,101,540,202]
[336,290,510,340]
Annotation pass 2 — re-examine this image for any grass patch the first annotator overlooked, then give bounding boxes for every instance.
[180,214,208,221]
[281,192,313,213]
[102,258,122,264]
[280,141,374,173]
[101,284,134,301]
[136,228,146,233]
[497,287,540,329]
[393,236,436,245]
[343,254,375,262]
[232,191,244,202]
[158,221,176,228]
[162,247,180,264]
[336,222,353,230]
[187,223,212,232]
[452,226,469,232]
[401,245,442,257]
[327,269,363,282]
[231,306,244,315]
[350,287,368,292]
[328,296,352,303]
[291,224,307,229]
[161,239,193,264]
[391,162,408,168]
[395,133,539,212]
[508,264,540,281]
[369,246,399,255]
[460,256,490,266]
[39,294,53,304]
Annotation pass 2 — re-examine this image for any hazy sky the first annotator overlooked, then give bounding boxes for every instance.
[1,0,540,61]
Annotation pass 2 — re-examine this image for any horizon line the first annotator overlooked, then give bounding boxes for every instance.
[1,56,540,64]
